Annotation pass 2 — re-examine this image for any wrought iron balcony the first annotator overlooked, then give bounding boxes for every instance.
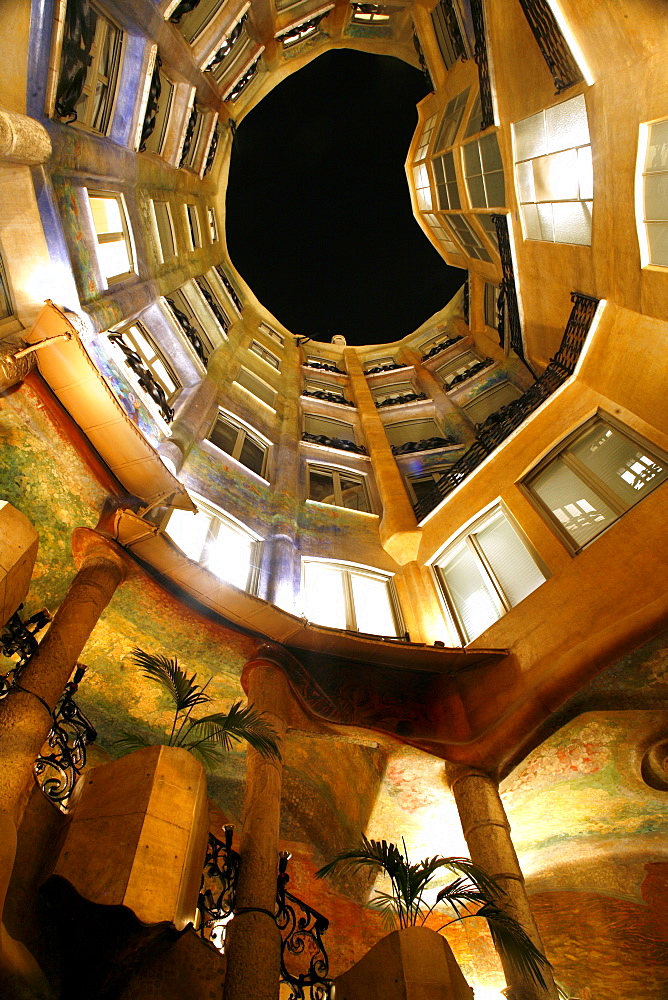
[214,265,243,312]
[365,361,405,375]
[376,392,428,407]
[421,335,463,362]
[446,357,494,389]
[277,852,332,1000]
[391,435,455,456]
[302,431,367,454]
[518,0,583,93]
[303,389,353,406]
[108,334,174,423]
[492,215,522,359]
[206,14,248,70]
[165,297,209,367]
[139,52,162,152]
[196,826,240,952]
[303,359,343,374]
[413,292,600,520]
[204,127,220,177]
[225,55,260,102]
[195,277,230,333]
[179,105,198,168]
[169,0,201,22]
[470,0,494,131]
[1,604,51,701]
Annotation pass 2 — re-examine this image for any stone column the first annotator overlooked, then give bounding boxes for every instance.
[445,763,558,1000]
[0,108,51,165]
[224,647,292,1000]
[343,348,421,565]
[158,375,218,474]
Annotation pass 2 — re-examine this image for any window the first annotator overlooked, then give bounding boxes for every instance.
[434,151,461,210]
[484,282,499,329]
[364,356,398,373]
[464,94,483,138]
[412,162,433,211]
[513,94,593,245]
[639,119,668,266]
[278,12,328,48]
[446,214,491,262]
[164,497,260,592]
[234,367,277,408]
[302,560,400,636]
[54,0,123,135]
[524,416,668,553]
[208,412,269,478]
[181,108,205,169]
[435,88,470,153]
[142,73,174,155]
[185,204,202,249]
[372,381,416,404]
[351,4,391,24]
[437,351,483,388]
[195,276,230,334]
[406,467,453,506]
[463,133,506,208]
[259,323,283,346]
[152,200,177,261]
[250,341,280,370]
[0,254,14,321]
[463,381,522,424]
[165,289,215,365]
[171,0,226,43]
[385,418,444,448]
[415,114,438,161]
[207,207,219,242]
[111,322,180,404]
[213,265,243,313]
[430,0,465,71]
[303,378,348,404]
[308,465,371,512]
[434,506,547,643]
[477,213,500,253]
[87,192,134,281]
[304,413,357,445]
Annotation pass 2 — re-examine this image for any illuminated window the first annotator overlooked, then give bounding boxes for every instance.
[523,416,668,553]
[412,162,433,211]
[207,207,219,242]
[463,381,522,424]
[250,341,280,370]
[152,200,177,261]
[308,465,371,512]
[513,94,593,245]
[142,73,174,155]
[484,282,500,329]
[434,506,547,643]
[87,192,134,281]
[111,322,180,405]
[234,366,277,408]
[54,0,123,135]
[302,560,400,636]
[208,412,269,478]
[639,119,668,267]
[434,150,461,210]
[0,254,14,321]
[435,88,470,152]
[415,114,438,161]
[351,4,391,24]
[463,133,506,209]
[164,496,261,592]
[424,213,462,256]
[186,204,202,249]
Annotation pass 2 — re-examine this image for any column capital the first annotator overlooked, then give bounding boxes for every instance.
[444,760,498,790]
[0,107,51,164]
[71,527,129,580]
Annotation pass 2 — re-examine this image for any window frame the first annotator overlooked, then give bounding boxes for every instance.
[307,463,372,513]
[520,413,668,555]
[462,132,506,210]
[0,253,15,323]
[86,190,135,283]
[637,118,668,268]
[207,410,271,480]
[234,365,277,409]
[250,340,281,370]
[110,320,181,405]
[151,199,177,262]
[301,557,403,637]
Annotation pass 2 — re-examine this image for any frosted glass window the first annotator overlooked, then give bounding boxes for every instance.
[435,508,547,643]
[303,562,399,636]
[435,88,470,152]
[525,417,668,551]
[234,367,276,408]
[88,193,134,280]
[424,213,462,256]
[641,119,668,266]
[165,501,258,592]
[513,95,593,245]
[434,151,461,210]
[463,133,505,209]
[413,163,433,210]
[415,114,437,161]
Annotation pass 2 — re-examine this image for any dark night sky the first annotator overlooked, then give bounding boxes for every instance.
[225,49,465,347]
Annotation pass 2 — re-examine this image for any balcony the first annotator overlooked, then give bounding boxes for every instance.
[302,389,353,406]
[376,392,428,408]
[302,432,367,454]
[303,359,344,374]
[391,435,456,456]
[421,335,463,362]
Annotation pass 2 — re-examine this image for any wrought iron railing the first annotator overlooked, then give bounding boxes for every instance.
[391,435,455,456]
[376,392,427,407]
[207,15,248,71]
[462,273,470,325]
[413,292,600,520]
[518,0,582,93]
[0,605,52,701]
[491,214,523,360]
[204,127,220,176]
[412,27,434,92]
[277,852,332,1000]
[33,664,97,812]
[139,53,162,152]
[446,357,493,389]
[302,432,366,455]
[165,297,209,367]
[179,105,199,167]
[214,265,243,312]
[303,360,343,374]
[470,0,494,130]
[365,361,405,375]
[280,10,329,47]
[303,389,353,406]
[54,0,97,124]
[225,55,261,102]
[169,0,201,23]
[196,826,240,952]
[195,278,230,333]
[108,334,174,423]
[421,335,463,363]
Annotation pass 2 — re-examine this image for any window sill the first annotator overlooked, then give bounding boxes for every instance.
[305,499,378,518]
[200,438,271,487]
[300,438,370,460]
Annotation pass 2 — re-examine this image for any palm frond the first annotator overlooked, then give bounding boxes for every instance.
[429,857,503,899]
[435,876,488,919]
[478,902,551,989]
[314,835,406,882]
[113,730,154,756]
[367,892,401,930]
[130,648,211,714]
[184,702,281,761]
[180,737,227,771]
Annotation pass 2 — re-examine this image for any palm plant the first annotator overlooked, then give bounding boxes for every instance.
[113,647,281,768]
[315,834,551,989]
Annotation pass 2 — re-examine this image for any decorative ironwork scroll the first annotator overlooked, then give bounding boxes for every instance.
[279,10,329,47]
[462,273,470,325]
[469,0,494,131]
[421,335,463,362]
[434,0,467,63]
[491,214,523,359]
[166,297,209,366]
[54,0,97,123]
[207,15,248,70]
[277,853,332,1000]
[34,664,97,811]
[195,277,230,333]
[169,0,201,23]
[204,127,220,177]
[391,435,455,456]
[376,392,428,407]
[302,389,352,406]
[214,265,243,312]
[518,0,582,93]
[108,333,174,423]
[302,360,343,374]
[139,52,162,153]
[447,357,493,389]
[0,605,52,701]
[365,361,404,375]
[496,283,506,349]
[179,105,198,167]
[413,292,600,520]
[412,27,434,92]
[197,826,240,952]
[302,432,367,455]
[225,55,261,103]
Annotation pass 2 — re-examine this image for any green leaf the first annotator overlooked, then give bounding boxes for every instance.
[366,892,401,930]
[478,902,551,989]
[314,835,406,883]
[112,730,154,756]
[130,647,211,714]
[183,702,282,761]
[180,737,227,771]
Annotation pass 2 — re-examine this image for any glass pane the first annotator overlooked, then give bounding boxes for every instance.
[484,170,506,208]
[647,222,668,266]
[578,145,593,200]
[476,513,545,609]
[467,175,486,207]
[339,475,368,511]
[210,418,238,456]
[206,522,252,590]
[644,173,668,222]
[350,574,397,636]
[166,509,210,560]
[480,132,503,171]
[532,458,617,548]
[533,149,579,202]
[464,141,481,175]
[521,203,541,240]
[239,435,265,476]
[516,160,535,203]
[646,120,668,172]
[571,424,667,507]
[97,237,131,279]
[303,563,347,629]
[89,196,123,236]
[537,202,555,241]
[310,469,336,504]
[465,96,483,138]
[440,542,500,643]
[514,111,546,162]
[545,94,589,154]
[552,200,592,245]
